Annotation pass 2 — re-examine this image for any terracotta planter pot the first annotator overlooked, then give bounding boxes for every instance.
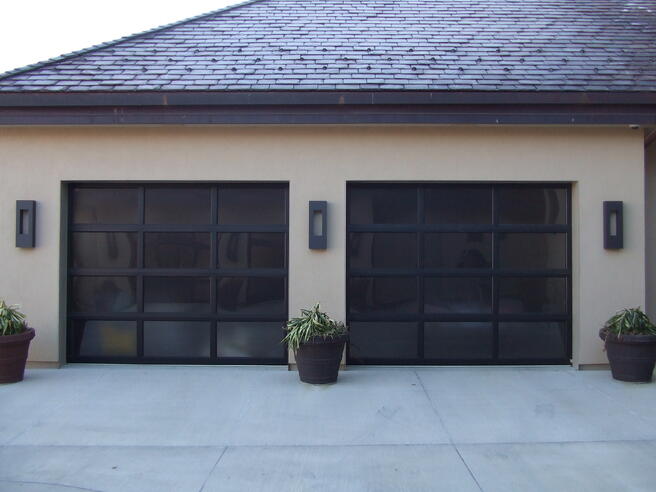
[0,328,35,384]
[600,328,656,382]
[295,336,346,384]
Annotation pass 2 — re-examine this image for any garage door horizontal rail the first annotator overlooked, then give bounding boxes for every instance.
[348,224,570,233]
[69,224,287,233]
[348,268,569,277]
[68,313,287,322]
[68,268,287,277]
[348,313,570,322]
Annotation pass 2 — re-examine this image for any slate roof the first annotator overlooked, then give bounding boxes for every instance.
[1,0,656,92]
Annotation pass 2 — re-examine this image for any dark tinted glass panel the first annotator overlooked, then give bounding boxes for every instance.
[73,320,136,357]
[218,322,284,358]
[499,322,567,359]
[144,277,210,313]
[498,187,567,225]
[349,187,417,224]
[145,187,211,224]
[499,233,567,270]
[424,233,492,269]
[219,187,286,225]
[499,277,567,314]
[349,277,417,315]
[425,277,492,314]
[348,233,417,269]
[71,277,137,313]
[145,233,210,269]
[72,232,137,269]
[218,233,285,269]
[217,277,285,315]
[143,321,210,358]
[424,187,492,224]
[349,322,417,359]
[72,188,138,224]
[425,322,493,360]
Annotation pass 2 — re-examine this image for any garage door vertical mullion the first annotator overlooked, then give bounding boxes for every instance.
[491,186,500,361]
[417,185,425,360]
[136,185,145,358]
[210,186,219,360]
[566,187,573,359]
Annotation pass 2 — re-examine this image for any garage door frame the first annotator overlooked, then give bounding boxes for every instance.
[346,182,572,365]
[66,182,289,365]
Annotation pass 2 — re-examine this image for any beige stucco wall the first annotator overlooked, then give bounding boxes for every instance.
[646,140,656,320]
[0,125,646,366]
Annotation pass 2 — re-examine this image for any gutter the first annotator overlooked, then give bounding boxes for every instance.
[0,90,655,125]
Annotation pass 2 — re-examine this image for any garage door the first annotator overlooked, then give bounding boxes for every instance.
[67,183,288,364]
[347,183,571,365]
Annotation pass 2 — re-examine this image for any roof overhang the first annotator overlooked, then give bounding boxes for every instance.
[0,90,655,125]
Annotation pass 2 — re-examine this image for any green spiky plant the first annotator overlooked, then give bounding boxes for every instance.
[0,301,27,336]
[283,303,347,352]
[604,307,656,338]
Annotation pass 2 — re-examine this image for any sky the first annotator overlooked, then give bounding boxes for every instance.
[0,0,239,75]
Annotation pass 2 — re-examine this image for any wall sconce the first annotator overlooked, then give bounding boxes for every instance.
[603,201,623,250]
[16,200,36,248]
[309,201,327,249]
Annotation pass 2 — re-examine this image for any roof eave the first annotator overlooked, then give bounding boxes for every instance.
[1,90,656,107]
[0,90,655,126]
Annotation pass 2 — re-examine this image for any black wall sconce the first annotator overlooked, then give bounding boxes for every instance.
[603,201,623,250]
[309,201,327,249]
[16,200,36,248]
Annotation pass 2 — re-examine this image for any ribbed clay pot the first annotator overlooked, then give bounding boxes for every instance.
[600,327,656,383]
[0,328,35,384]
[295,335,346,384]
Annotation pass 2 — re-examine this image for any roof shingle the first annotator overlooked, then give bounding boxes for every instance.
[1,0,655,92]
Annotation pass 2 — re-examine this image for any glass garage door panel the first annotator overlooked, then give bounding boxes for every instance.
[72,232,138,269]
[217,233,285,269]
[144,232,211,269]
[68,183,288,364]
[348,233,417,269]
[143,321,211,358]
[143,277,211,313]
[145,187,212,224]
[71,320,137,358]
[217,322,284,359]
[424,322,494,360]
[349,187,417,224]
[424,233,492,269]
[347,183,571,365]
[348,277,418,315]
[72,188,139,224]
[349,322,418,360]
[424,186,492,224]
[70,276,137,313]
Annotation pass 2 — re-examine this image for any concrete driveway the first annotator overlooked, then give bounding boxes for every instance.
[1,365,655,491]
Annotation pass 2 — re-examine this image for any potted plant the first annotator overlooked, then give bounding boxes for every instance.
[283,304,347,384]
[0,301,35,384]
[599,307,656,382]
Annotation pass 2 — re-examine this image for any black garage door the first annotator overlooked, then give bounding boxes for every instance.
[347,183,571,365]
[67,183,288,364]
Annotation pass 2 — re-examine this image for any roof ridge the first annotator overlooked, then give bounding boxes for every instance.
[0,0,269,81]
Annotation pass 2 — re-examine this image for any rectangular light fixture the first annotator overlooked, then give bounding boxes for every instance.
[16,200,36,248]
[309,201,327,249]
[603,201,623,249]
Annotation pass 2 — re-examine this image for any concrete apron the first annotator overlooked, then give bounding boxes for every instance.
[1,365,655,492]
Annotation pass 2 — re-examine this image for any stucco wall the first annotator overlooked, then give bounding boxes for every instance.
[0,125,646,366]
[646,140,656,320]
